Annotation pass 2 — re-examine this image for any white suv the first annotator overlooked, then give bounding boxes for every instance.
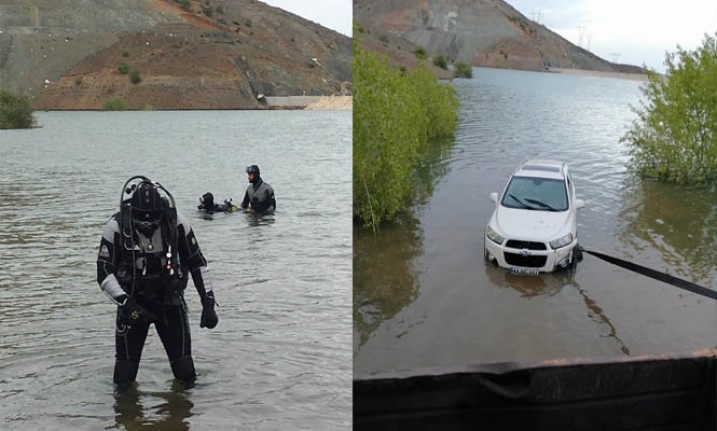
[484,159,585,274]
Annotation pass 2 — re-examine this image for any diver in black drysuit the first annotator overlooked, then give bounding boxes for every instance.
[198,192,230,213]
[241,165,276,214]
[96,177,218,387]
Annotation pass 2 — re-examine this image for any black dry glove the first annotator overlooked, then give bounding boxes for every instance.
[119,296,158,327]
[200,291,218,329]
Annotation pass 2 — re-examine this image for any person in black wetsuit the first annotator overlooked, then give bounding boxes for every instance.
[198,192,238,213]
[96,176,218,388]
[241,165,276,214]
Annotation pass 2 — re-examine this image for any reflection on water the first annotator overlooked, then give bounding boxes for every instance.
[573,281,630,356]
[412,136,454,207]
[484,265,564,298]
[244,211,276,227]
[354,135,454,349]
[353,214,422,349]
[619,178,717,284]
[114,384,193,431]
[485,265,630,355]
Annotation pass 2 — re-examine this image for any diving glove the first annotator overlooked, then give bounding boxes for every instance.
[118,296,157,326]
[200,291,219,329]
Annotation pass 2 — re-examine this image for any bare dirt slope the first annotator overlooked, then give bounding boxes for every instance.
[1,0,351,110]
[354,0,645,74]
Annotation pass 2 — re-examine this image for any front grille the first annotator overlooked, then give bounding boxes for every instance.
[504,252,547,268]
[505,240,547,250]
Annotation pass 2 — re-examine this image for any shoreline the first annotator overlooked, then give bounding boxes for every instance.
[32,96,354,112]
[547,67,648,82]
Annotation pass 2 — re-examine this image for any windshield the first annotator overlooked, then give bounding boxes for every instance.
[501,176,568,211]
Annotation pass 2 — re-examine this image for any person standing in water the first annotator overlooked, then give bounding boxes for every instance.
[241,165,276,214]
[96,176,218,388]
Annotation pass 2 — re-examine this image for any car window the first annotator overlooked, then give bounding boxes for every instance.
[501,176,568,211]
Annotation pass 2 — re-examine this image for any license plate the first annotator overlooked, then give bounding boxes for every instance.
[508,267,540,275]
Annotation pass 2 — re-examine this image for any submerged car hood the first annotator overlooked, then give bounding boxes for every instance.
[493,206,572,241]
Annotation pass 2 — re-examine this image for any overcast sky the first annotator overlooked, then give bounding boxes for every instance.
[508,0,717,71]
[261,0,352,37]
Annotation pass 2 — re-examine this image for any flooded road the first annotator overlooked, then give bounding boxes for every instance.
[0,110,352,430]
[354,67,717,373]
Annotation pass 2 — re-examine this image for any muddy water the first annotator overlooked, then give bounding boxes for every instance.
[0,110,351,430]
[354,67,717,374]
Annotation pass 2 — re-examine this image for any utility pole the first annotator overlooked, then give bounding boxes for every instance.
[576,26,584,48]
[610,52,621,63]
[531,9,542,24]
[587,34,593,51]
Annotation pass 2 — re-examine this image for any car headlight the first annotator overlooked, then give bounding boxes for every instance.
[550,233,573,250]
[486,225,505,245]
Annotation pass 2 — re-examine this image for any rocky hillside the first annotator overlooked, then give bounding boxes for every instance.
[354,0,645,74]
[0,0,351,110]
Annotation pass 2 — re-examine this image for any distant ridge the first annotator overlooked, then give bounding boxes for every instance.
[354,0,645,76]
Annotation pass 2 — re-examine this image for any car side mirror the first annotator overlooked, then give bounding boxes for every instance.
[575,199,585,209]
[489,192,498,203]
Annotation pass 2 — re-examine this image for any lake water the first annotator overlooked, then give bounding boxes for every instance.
[0,110,352,430]
[354,67,717,374]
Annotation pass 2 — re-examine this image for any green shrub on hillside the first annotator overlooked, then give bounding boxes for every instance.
[175,0,190,11]
[454,61,473,78]
[129,71,142,84]
[353,41,458,229]
[413,46,426,60]
[118,62,129,74]
[121,50,130,58]
[0,88,36,129]
[433,55,448,69]
[103,97,126,111]
[623,32,717,183]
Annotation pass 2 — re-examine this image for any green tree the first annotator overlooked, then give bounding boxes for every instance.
[623,33,717,183]
[408,67,458,140]
[0,88,36,129]
[353,41,458,229]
